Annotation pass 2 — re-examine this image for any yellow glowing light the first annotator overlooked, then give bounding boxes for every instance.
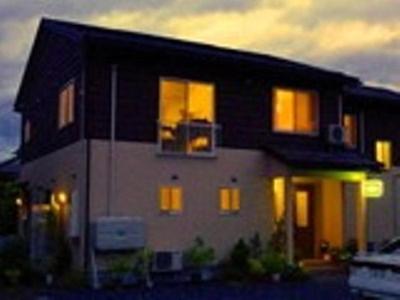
[363,179,384,198]
[16,198,23,206]
[58,192,68,204]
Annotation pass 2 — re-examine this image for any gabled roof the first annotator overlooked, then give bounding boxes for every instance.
[15,18,360,110]
[345,85,400,104]
[0,157,20,179]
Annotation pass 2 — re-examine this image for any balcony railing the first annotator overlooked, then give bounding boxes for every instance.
[158,120,218,156]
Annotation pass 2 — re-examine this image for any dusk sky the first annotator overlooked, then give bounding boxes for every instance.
[0,0,399,160]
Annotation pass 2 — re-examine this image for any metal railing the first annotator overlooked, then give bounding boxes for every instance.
[158,120,219,156]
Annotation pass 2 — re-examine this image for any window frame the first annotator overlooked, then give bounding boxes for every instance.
[157,77,217,157]
[58,79,75,130]
[271,87,320,136]
[158,185,183,215]
[218,186,241,215]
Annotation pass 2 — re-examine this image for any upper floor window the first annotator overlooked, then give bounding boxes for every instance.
[159,78,216,155]
[219,187,240,214]
[376,140,392,169]
[272,88,319,134]
[343,114,357,148]
[159,186,183,214]
[24,120,31,143]
[58,82,75,129]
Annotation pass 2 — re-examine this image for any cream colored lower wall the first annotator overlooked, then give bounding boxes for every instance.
[367,169,400,244]
[90,140,288,259]
[19,141,87,266]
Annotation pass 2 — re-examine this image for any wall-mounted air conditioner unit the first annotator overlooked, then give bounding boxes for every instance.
[327,124,345,145]
[152,251,183,272]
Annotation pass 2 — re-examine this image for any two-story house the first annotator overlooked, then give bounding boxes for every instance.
[15,19,397,270]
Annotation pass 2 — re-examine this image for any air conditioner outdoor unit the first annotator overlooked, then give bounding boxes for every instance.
[327,124,345,145]
[152,251,183,272]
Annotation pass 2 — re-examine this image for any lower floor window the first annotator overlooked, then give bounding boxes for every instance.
[159,186,183,214]
[219,187,240,214]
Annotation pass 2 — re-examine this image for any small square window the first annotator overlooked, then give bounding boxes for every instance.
[219,187,240,214]
[159,186,183,214]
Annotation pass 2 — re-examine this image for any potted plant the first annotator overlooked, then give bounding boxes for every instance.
[184,237,215,282]
[261,251,286,282]
[107,255,136,287]
[133,248,153,288]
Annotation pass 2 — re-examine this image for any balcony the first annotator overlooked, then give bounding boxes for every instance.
[158,120,218,156]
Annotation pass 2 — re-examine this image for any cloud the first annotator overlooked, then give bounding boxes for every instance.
[0,0,399,159]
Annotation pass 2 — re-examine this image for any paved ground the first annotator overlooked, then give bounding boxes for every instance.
[1,274,356,300]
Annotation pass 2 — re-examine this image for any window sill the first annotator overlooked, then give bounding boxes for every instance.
[272,130,319,137]
[156,150,217,159]
[159,211,182,216]
[219,211,240,216]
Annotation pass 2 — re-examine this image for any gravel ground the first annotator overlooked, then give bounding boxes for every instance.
[0,274,356,300]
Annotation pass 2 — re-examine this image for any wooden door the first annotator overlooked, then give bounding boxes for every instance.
[294,185,315,259]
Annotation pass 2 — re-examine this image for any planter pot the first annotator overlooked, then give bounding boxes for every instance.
[272,273,281,282]
[189,266,215,282]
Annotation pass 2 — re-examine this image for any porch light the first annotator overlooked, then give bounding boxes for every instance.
[58,192,68,204]
[362,179,384,198]
[15,198,23,206]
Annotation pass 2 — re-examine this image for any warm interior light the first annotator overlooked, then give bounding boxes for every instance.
[273,177,285,221]
[16,198,23,206]
[376,140,392,169]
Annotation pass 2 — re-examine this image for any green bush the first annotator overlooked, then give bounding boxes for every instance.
[59,269,86,289]
[184,237,215,268]
[230,238,250,272]
[281,264,309,282]
[247,258,265,279]
[0,237,31,284]
[261,251,286,276]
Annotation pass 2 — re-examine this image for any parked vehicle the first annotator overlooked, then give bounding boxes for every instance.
[349,238,400,298]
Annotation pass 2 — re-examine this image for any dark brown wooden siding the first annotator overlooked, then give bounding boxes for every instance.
[85,42,343,151]
[344,99,400,166]
[21,30,82,162]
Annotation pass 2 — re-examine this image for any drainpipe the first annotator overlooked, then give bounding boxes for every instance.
[107,65,118,216]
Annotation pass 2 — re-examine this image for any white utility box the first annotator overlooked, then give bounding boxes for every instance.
[94,216,145,251]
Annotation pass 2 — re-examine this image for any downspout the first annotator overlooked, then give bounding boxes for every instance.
[107,65,118,216]
[81,40,91,271]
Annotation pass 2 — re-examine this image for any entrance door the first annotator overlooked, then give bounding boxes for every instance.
[294,185,315,259]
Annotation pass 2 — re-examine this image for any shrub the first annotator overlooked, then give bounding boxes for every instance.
[184,237,215,268]
[59,269,86,289]
[0,237,30,284]
[247,258,265,279]
[281,264,309,282]
[230,238,250,273]
[261,251,286,276]
[249,232,263,259]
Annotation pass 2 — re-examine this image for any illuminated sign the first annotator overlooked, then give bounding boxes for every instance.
[363,179,384,198]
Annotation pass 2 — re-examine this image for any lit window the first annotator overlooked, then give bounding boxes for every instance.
[159,78,215,154]
[24,120,31,143]
[219,188,240,214]
[273,177,285,222]
[159,186,183,214]
[58,82,75,128]
[376,140,392,169]
[343,114,357,147]
[272,88,318,134]
[295,191,309,227]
